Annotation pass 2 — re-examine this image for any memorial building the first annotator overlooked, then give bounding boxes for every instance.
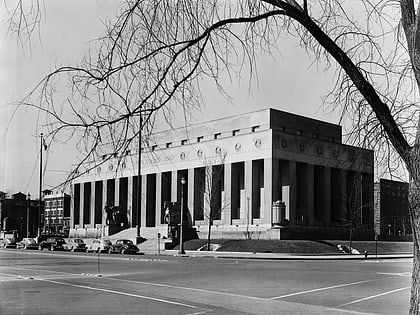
[70,108,374,239]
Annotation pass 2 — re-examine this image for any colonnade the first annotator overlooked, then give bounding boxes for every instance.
[71,158,373,231]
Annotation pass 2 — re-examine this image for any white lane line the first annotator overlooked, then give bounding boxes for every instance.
[109,277,267,301]
[338,286,410,307]
[269,278,390,300]
[38,278,212,313]
[376,272,411,276]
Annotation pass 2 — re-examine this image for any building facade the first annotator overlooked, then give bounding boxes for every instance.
[374,179,410,237]
[70,108,375,239]
[0,191,42,238]
[43,192,71,235]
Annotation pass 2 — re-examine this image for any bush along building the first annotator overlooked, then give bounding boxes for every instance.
[70,108,374,241]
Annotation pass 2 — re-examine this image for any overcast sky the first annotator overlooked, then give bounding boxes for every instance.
[0,0,343,197]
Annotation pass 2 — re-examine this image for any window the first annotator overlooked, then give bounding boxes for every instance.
[252,126,260,132]
[214,133,221,139]
[166,142,172,148]
[197,136,204,143]
[181,139,188,145]
[232,129,240,136]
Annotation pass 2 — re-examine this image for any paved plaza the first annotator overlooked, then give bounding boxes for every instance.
[0,249,412,314]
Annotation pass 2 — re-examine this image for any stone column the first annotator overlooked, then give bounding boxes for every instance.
[306,164,315,226]
[245,160,253,226]
[90,181,95,228]
[115,177,120,207]
[127,176,133,227]
[188,168,195,225]
[264,158,280,225]
[70,185,75,228]
[155,173,162,226]
[223,163,232,225]
[140,175,147,228]
[79,184,84,227]
[102,180,107,227]
[324,167,331,227]
[171,170,178,202]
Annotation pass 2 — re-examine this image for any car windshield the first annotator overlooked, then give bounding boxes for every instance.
[119,240,133,245]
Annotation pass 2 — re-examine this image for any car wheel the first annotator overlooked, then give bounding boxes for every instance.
[121,249,125,255]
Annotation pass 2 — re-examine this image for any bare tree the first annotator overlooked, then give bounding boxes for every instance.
[202,151,229,251]
[7,1,420,311]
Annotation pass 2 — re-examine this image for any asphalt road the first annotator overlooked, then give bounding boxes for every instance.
[0,249,412,314]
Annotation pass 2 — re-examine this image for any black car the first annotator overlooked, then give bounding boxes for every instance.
[38,237,66,251]
[108,239,139,254]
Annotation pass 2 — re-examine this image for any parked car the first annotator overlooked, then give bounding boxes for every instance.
[63,238,87,252]
[0,238,17,248]
[17,238,38,250]
[38,237,66,251]
[87,239,112,253]
[108,239,139,254]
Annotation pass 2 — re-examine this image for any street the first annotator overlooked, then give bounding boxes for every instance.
[0,249,412,314]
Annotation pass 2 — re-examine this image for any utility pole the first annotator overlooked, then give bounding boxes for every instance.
[38,133,43,236]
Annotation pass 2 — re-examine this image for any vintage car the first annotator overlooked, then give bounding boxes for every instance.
[86,239,112,253]
[108,239,139,254]
[38,237,66,251]
[63,238,87,252]
[0,238,17,248]
[17,238,38,250]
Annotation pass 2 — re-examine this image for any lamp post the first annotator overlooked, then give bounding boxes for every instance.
[178,177,186,255]
[27,193,31,237]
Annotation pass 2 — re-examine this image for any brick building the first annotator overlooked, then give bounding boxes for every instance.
[374,179,410,237]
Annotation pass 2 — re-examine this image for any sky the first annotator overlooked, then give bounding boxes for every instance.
[0,0,354,197]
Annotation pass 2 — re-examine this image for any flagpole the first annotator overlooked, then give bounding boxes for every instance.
[136,115,142,242]
[39,133,43,236]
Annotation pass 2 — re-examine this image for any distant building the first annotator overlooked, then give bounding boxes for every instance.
[0,192,42,238]
[70,108,375,240]
[43,191,71,235]
[374,179,410,237]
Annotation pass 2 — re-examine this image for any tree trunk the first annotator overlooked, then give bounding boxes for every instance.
[207,219,212,251]
[409,177,420,314]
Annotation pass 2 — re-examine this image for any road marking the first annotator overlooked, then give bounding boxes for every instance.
[338,286,410,307]
[109,277,268,301]
[269,278,390,300]
[376,272,411,276]
[38,278,212,313]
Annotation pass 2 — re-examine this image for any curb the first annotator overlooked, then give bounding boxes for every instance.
[163,250,413,260]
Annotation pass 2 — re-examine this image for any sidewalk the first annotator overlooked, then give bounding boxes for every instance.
[158,249,413,260]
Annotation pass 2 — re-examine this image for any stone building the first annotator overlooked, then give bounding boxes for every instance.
[70,108,374,239]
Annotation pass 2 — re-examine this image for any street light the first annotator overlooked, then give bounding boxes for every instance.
[26,193,31,237]
[178,177,186,255]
